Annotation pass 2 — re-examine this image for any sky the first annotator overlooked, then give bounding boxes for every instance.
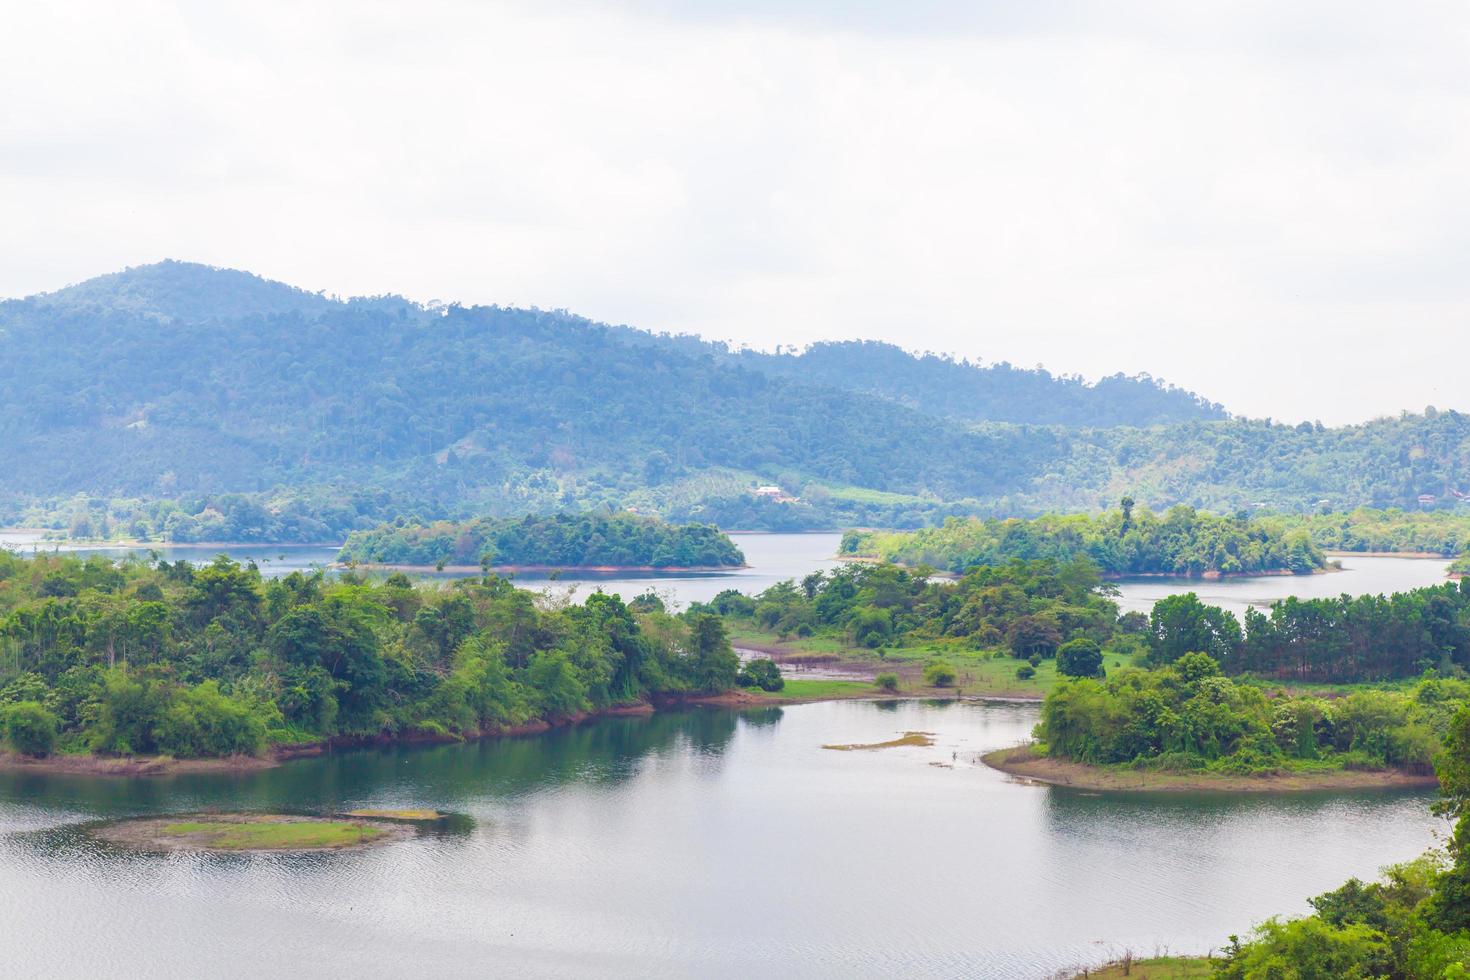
[2,0,1467,425]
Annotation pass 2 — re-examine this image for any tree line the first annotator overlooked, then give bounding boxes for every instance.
[0,550,740,759]
[338,512,744,569]
[841,503,1327,577]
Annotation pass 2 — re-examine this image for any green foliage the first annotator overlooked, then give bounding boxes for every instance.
[155,682,268,757]
[0,552,743,758]
[1149,593,1242,665]
[1037,658,1453,773]
[3,701,58,756]
[736,658,784,692]
[340,512,744,569]
[843,505,1328,577]
[1056,638,1104,678]
[874,672,900,692]
[714,558,1118,662]
[10,263,1470,536]
[923,661,957,687]
[1217,917,1393,979]
[1015,663,1036,680]
[1214,703,1470,979]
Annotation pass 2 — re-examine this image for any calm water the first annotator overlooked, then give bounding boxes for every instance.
[1113,553,1455,620]
[1,531,844,608]
[0,699,1442,979]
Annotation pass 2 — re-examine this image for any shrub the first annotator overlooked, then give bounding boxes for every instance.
[1016,664,1036,680]
[874,673,900,693]
[923,661,957,687]
[4,701,59,756]
[736,658,785,692]
[154,681,267,757]
[1057,638,1104,678]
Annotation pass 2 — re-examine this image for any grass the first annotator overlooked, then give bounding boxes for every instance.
[753,679,873,699]
[733,623,1132,698]
[157,817,387,850]
[1071,955,1215,979]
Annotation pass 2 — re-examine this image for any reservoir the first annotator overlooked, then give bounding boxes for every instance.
[0,699,1440,978]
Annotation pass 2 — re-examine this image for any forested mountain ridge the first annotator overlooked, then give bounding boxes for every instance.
[610,334,1227,427]
[3,261,1470,534]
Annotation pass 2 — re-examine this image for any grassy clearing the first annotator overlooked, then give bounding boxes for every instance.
[151,816,389,851]
[1071,955,1215,979]
[822,731,935,751]
[733,625,1131,698]
[753,679,873,700]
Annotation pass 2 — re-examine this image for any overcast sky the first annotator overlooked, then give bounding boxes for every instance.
[3,1,1466,424]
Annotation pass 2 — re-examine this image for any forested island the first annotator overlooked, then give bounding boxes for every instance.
[338,513,744,570]
[0,550,746,765]
[840,503,1328,577]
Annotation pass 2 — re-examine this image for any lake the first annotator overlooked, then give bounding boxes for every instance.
[1,531,845,607]
[0,698,1442,978]
[1112,553,1455,621]
[5,531,1452,616]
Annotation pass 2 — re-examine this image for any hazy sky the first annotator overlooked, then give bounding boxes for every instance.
[3,1,1467,424]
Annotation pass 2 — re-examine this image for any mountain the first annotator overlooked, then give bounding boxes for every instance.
[737,341,1226,427]
[1,261,1467,536]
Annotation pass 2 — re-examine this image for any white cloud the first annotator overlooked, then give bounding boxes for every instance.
[1,0,1466,423]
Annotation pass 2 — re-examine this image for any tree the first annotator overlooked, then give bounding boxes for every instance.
[736,658,784,692]
[1056,638,1104,678]
[686,613,738,693]
[923,661,957,687]
[1149,592,1241,665]
[3,701,58,756]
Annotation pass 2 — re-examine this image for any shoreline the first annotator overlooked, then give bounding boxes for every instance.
[982,744,1439,793]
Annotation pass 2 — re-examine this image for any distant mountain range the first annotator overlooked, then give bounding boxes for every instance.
[1,260,1466,533]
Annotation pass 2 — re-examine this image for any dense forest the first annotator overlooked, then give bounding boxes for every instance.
[704,558,1119,654]
[1270,508,1470,556]
[339,513,744,569]
[1038,655,1456,775]
[4,262,1470,534]
[841,504,1327,577]
[1146,583,1470,683]
[1,489,412,544]
[0,551,740,759]
[619,335,1227,427]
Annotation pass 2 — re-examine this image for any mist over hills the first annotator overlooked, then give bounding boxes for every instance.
[1,260,1466,535]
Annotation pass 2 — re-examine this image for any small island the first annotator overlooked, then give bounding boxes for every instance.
[338,511,745,571]
[95,813,413,853]
[840,502,1329,577]
[983,652,1452,793]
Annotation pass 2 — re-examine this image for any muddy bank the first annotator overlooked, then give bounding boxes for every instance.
[983,745,1438,793]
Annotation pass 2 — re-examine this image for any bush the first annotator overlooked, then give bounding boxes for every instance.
[1057,638,1104,678]
[155,682,267,758]
[923,661,957,687]
[4,701,59,756]
[736,658,785,692]
[874,673,900,693]
[1016,664,1036,680]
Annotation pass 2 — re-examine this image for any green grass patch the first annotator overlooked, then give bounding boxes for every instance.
[754,679,871,699]
[1073,955,1214,979]
[158,817,386,850]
